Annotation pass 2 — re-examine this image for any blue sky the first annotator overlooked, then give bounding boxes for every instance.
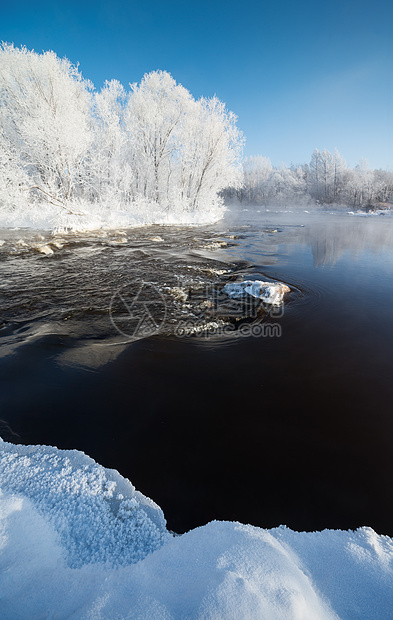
[2,0,393,169]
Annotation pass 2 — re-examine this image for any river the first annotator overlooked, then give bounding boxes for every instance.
[1,207,393,535]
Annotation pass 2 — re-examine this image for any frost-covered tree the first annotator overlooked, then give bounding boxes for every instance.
[124,71,243,212]
[242,155,273,204]
[91,79,133,205]
[306,148,348,204]
[0,49,244,224]
[346,160,377,208]
[274,165,307,204]
[0,126,28,209]
[231,157,307,206]
[234,147,393,210]
[179,95,243,210]
[237,147,393,210]
[373,169,393,203]
[125,70,192,208]
[0,43,92,209]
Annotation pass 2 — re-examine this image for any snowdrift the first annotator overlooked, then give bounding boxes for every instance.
[1,439,392,619]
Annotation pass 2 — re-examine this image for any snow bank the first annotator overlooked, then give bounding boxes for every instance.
[223,280,290,305]
[0,199,226,231]
[0,439,169,568]
[1,439,393,619]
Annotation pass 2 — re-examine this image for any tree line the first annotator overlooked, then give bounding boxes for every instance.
[224,149,393,209]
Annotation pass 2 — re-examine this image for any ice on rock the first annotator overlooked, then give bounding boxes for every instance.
[223,280,290,305]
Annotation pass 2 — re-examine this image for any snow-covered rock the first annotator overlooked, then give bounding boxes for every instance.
[223,280,290,305]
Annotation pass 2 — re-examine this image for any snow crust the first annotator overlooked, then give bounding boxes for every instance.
[223,280,290,305]
[1,439,393,619]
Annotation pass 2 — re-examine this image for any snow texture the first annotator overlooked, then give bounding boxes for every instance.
[0,439,169,568]
[223,280,290,305]
[1,439,393,619]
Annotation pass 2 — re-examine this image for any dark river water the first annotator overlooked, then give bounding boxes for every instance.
[1,208,393,535]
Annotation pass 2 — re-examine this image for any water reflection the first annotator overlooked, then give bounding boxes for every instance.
[304,218,393,266]
[223,211,393,267]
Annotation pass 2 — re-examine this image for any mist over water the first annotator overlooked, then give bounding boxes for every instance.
[1,208,393,535]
